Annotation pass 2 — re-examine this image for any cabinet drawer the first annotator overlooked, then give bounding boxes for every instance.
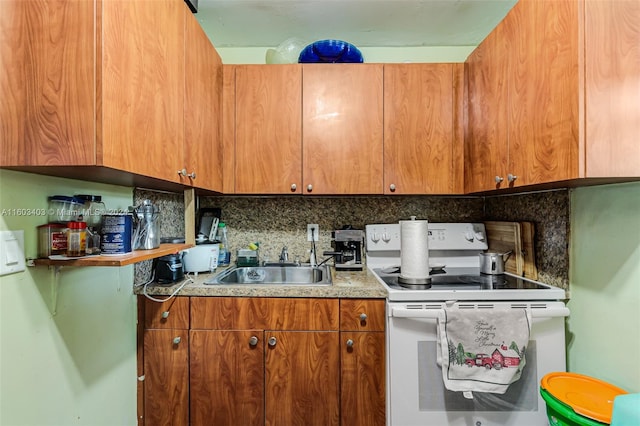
[340,299,386,331]
[191,297,339,330]
[143,297,190,329]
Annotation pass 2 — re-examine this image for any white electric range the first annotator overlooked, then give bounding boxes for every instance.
[366,222,569,426]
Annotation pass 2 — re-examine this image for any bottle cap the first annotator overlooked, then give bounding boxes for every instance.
[67,221,87,229]
[218,222,226,227]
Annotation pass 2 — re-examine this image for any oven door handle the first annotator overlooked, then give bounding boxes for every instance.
[390,306,570,319]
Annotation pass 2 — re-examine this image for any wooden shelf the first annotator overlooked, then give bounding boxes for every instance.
[33,244,193,267]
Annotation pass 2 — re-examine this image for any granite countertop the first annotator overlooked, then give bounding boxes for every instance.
[135,266,388,299]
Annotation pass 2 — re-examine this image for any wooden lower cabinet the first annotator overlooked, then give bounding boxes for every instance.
[190,330,265,425]
[140,296,385,425]
[143,329,189,426]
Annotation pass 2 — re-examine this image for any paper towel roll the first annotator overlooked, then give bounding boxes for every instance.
[400,219,430,281]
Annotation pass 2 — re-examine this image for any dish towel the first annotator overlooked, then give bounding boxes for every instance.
[436,305,532,398]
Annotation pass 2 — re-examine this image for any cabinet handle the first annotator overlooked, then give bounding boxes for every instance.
[306,184,313,192]
[290,183,297,192]
[494,176,504,183]
[389,184,396,192]
[507,173,518,183]
[178,168,187,177]
[187,171,196,179]
[161,311,170,319]
[346,339,354,348]
[268,336,277,347]
[359,313,368,322]
[173,337,181,345]
[249,336,259,347]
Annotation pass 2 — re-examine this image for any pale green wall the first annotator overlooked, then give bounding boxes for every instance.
[568,182,640,392]
[0,170,137,426]
[216,45,475,64]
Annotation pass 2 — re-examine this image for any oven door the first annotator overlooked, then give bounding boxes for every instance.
[386,301,569,426]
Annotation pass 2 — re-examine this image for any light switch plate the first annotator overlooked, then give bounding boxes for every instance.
[0,230,26,276]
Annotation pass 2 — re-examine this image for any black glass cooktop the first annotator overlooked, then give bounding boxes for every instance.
[373,267,552,291]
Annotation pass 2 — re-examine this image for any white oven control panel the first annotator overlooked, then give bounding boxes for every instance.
[366,223,488,252]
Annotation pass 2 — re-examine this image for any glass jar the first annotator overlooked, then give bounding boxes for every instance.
[66,221,87,257]
[74,194,106,231]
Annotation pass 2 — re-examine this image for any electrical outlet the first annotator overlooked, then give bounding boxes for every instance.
[307,224,319,242]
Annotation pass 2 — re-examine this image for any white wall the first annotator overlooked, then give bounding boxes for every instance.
[0,170,137,425]
[568,182,640,392]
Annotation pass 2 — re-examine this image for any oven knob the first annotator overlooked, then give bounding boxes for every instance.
[464,231,474,242]
[382,233,391,242]
[474,232,485,241]
[370,232,380,243]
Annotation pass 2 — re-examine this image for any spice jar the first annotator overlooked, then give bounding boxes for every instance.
[66,221,87,257]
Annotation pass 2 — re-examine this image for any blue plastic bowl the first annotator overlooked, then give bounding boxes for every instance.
[298,39,363,63]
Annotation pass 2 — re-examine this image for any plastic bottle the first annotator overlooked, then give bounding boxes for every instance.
[217,222,231,266]
[66,221,87,257]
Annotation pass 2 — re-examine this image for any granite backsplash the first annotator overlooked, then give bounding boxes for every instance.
[134,190,569,290]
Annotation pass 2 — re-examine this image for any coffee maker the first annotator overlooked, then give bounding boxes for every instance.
[328,228,365,270]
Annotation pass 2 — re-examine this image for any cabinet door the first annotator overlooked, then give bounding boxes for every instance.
[464,24,510,193]
[506,0,579,186]
[235,65,302,194]
[190,330,264,426]
[303,64,384,195]
[0,0,95,166]
[184,11,223,191]
[143,329,189,426]
[341,332,386,426]
[384,64,462,194]
[102,0,184,183]
[584,0,640,177]
[265,331,340,426]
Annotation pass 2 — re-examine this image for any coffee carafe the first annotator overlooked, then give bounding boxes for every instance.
[131,199,160,250]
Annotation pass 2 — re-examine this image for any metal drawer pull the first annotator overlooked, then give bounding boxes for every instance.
[268,336,277,347]
[249,336,259,347]
[173,337,181,345]
[346,339,354,348]
[359,313,368,322]
[161,311,169,319]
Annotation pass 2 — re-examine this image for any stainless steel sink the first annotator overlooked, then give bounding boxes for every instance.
[204,264,332,286]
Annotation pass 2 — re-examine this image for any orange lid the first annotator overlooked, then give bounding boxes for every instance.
[541,372,628,424]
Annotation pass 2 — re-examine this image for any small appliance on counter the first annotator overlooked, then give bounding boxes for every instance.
[327,227,364,270]
[154,253,184,284]
[183,242,219,275]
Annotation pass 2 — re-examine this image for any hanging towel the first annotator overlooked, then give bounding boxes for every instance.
[436,305,532,396]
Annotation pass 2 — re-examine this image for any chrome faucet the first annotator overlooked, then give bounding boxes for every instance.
[279,246,289,263]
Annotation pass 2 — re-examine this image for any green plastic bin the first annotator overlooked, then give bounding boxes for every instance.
[541,372,629,426]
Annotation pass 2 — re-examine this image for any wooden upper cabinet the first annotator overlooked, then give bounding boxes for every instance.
[184,12,223,191]
[1,0,226,190]
[384,64,464,194]
[235,65,302,194]
[466,0,579,191]
[465,24,510,193]
[102,0,185,183]
[584,0,640,177]
[506,0,579,186]
[465,0,638,192]
[303,64,384,195]
[0,0,95,166]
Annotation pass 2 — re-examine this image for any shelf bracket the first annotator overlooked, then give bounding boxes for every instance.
[49,265,63,316]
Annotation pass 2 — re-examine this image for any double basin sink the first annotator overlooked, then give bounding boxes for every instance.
[205,264,332,286]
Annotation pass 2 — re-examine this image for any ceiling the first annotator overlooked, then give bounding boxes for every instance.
[194,0,517,49]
